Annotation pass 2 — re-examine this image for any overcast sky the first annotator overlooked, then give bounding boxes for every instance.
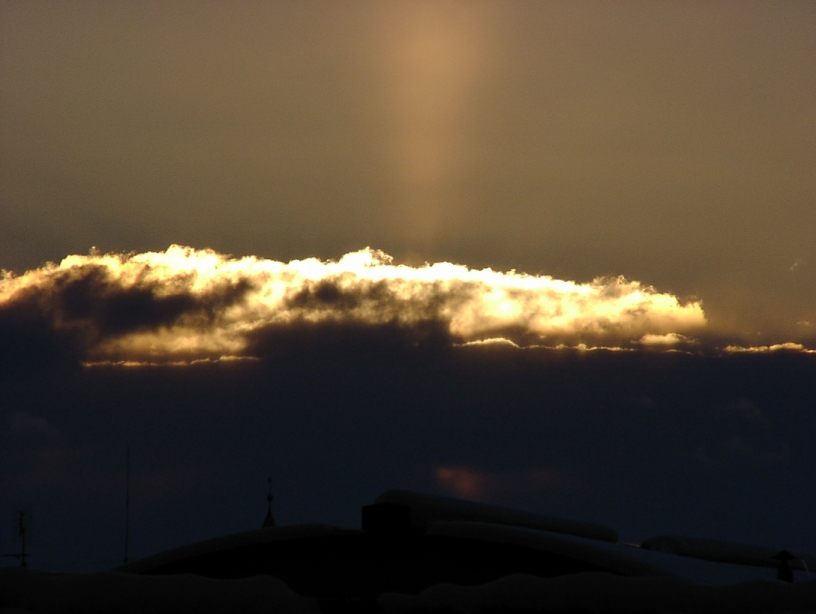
[1,1,816,572]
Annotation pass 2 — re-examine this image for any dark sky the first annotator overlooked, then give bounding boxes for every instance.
[2,334,815,572]
[1,1,815,571]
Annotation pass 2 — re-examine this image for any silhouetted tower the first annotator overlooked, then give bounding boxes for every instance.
[262,478,276,528]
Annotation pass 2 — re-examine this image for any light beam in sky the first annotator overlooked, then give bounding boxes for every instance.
[380,2,498,245]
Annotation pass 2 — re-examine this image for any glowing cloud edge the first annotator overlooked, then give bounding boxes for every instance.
[0,244,716,364]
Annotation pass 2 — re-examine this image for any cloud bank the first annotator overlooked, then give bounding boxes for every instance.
[0,245,708,365]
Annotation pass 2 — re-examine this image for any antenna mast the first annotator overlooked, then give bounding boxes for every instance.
[123,446,131,564]
[18,510,28,568]
[1,511,29,567]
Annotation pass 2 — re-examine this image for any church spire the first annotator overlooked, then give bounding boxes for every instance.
[262,477,276,528]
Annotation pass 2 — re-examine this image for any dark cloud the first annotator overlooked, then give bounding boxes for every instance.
[286,279,394,312]
[2,332,814,571]
[0,262,254,371]
[0,292,87,377]
[46,265,198,336]
[246,319,452,363]
[46,265,252,337]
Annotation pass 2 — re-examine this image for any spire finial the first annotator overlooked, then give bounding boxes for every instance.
[262,477,276,528]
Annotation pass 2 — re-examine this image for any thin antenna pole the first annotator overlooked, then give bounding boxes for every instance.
[18,511,27,568]
[123,446,130,564]
[262,477,276,528]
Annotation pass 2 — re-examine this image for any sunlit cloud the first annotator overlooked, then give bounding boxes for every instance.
[81,355,259,369]
[545,343,636,353]
[0,245,706,364]
[457,337,521,349]
[723,342,816,354]
[638,332,692,347]
[435,465,577,501]
[435,466,490,500]
[458,339,639,352]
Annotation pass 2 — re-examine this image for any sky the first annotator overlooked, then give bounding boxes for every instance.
[1,1,815,571]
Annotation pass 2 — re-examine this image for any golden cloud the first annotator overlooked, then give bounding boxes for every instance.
[723,342,816,354]
[0,245,707,363]
[637,332,697,348]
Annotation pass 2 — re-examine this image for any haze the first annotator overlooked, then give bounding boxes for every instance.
[2,1,815,344]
